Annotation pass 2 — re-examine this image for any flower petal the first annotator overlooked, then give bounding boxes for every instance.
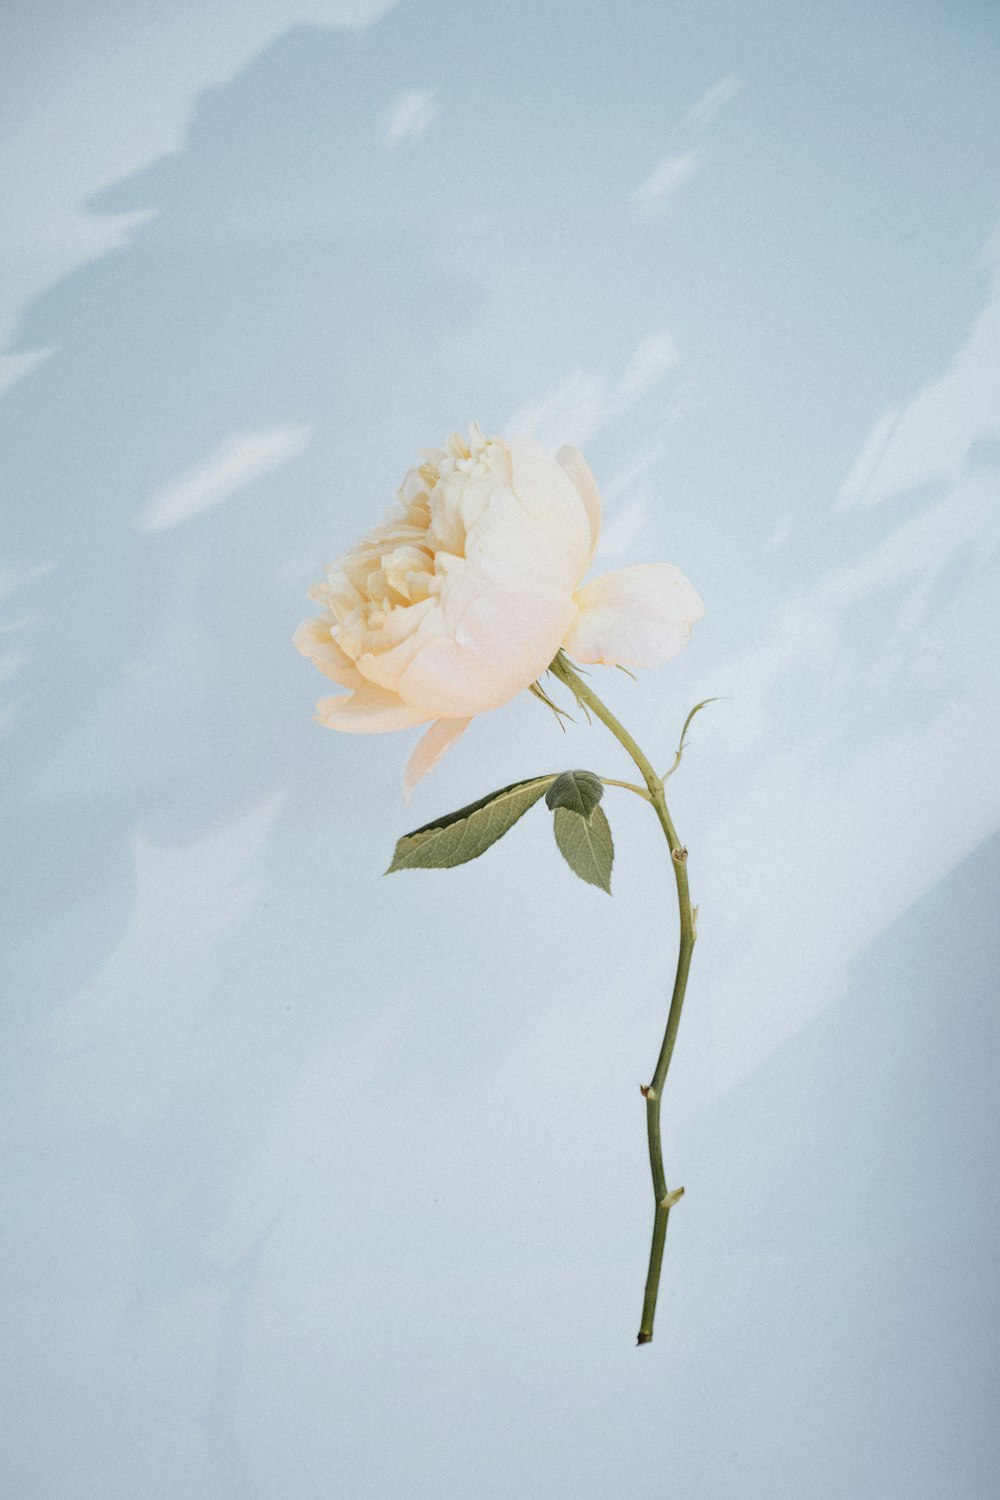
[506,438,593,579]
[315,681,429,732]
[556,445,601,560]
[403,716,472,800]
[395,581,576,717]
[294,616,364,688]
[562,563,705,667]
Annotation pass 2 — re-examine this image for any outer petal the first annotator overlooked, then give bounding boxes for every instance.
[315,681,430,732]
[394,581,576,718]
[562,563,705,668]
[294,616,364,688]
[506,438,593,580]
[403,716,472,800]
[556,445,601,561]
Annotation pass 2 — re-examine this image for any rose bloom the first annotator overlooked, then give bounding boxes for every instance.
[296,425,704,792]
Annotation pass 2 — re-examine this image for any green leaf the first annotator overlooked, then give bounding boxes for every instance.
[386,775,555,873]
[553,805,614,893]
[544,768,604,818]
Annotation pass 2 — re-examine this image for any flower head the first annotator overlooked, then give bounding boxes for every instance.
[296,425,703,791]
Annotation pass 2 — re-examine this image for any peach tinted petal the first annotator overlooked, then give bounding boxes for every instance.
[294,617,364,688]
[315,681,429,732]
[403,716,473,800]
[395,582,576,718]
[562,563,705,668]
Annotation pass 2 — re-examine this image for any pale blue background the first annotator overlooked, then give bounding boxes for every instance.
[2,2,999,1495]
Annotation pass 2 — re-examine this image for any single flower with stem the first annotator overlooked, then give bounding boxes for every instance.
[297,425,712,1344]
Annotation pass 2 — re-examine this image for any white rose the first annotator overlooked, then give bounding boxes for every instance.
[295,424,704,791]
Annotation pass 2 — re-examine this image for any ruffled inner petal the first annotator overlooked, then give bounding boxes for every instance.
[293,615,364,688]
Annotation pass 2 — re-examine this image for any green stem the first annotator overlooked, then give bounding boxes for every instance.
[550,653,697,1346]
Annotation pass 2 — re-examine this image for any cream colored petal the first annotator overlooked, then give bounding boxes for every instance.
[466,499,587,599]
[403,716,472,800]
[562,563,705,668]
[294,616,364,688]
[314,681,429,733]
[395,582,576,718]
[556,445,602,560]
[505,439,592,574]
[353,597,441,695]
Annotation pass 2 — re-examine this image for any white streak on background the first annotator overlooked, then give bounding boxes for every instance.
[837,406,901,506]
[0,559,57,600]
[506,329,684,451]
[594,494,651,559]
[505,370,606,451]
[698,231,1000,1094]
[839,242,1000,508]
[632,148,704,205]
[683,75,742,127]
[381,89,437,148]
[615,329,679,399]
[765,515,794,549]
[137,423,312,531]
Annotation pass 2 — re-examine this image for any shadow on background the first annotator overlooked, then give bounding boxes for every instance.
[675,827,1000,1498]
